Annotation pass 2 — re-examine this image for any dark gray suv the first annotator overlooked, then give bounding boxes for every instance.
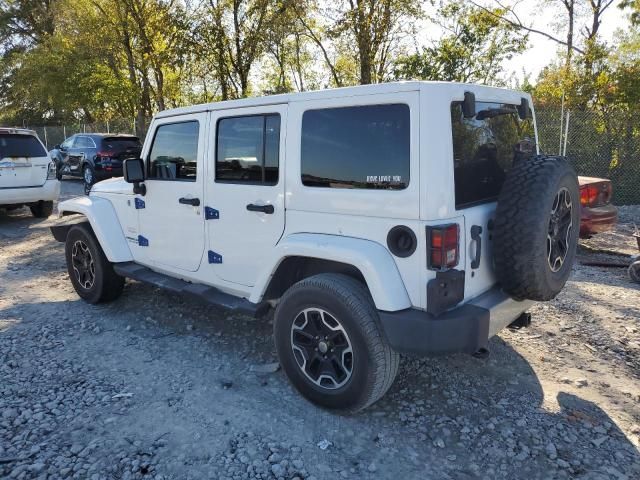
[50,134,142,192]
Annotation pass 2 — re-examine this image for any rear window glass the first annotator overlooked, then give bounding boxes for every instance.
[301,104,410,189]
[0,134,47,158]
[451,101,535,209]
[102,137,141,151]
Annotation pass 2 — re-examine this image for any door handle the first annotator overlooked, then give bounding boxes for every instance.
[246,203,274,214]
[179,197,200,206]
[470,225,482,269]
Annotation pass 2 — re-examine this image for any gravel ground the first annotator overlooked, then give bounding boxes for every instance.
[1,180,639,480]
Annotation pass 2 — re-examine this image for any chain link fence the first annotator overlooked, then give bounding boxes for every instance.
[28,119,149,151]
[536,107,640,205]
[21,106,640,206]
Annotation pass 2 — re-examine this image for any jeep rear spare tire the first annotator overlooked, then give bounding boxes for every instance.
[493,155,580,301]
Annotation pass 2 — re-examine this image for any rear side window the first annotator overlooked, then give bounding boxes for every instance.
[0,134,47,158]
[148,121,199,181]
[301,104,410,189]
[216,114,281,185]
[74,136,95,148]
[451,101,535,209]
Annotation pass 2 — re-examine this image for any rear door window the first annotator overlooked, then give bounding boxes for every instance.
[0,134,47,158]
[301,104,410,189]
[216,114,281,185]
[451,101,535,209]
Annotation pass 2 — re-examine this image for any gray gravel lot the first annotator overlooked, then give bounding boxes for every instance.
[1,180,639,479]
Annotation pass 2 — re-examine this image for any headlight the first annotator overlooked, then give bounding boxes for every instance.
[47,161,57,180]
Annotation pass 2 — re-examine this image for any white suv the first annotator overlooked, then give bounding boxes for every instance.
[50,82,579,412]
[0,128,60,217]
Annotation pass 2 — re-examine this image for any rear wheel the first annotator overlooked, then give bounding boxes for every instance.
[274,273,399,413]
[29,200,53,218]
[65,224,124,303]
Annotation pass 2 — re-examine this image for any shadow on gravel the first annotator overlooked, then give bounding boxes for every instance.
[374,336,640,478]
[1,287,639,479]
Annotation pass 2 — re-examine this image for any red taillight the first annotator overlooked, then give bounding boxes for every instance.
[580,185,598,207]
[427,224,459,271]
[97,151,113,159]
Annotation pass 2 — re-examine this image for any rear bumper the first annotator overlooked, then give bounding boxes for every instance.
[378,287,534,356]
[0,180,60,205]
[580,204,618,237]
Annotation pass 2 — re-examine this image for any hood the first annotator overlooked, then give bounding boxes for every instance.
[91,176,133,195]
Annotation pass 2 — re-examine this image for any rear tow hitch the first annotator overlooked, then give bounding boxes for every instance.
[508,312,532,330]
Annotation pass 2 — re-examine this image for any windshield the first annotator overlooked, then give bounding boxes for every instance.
[451,101,535,209]
[0,134,47,159]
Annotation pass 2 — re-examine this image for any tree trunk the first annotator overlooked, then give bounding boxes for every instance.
[565,0,574,65]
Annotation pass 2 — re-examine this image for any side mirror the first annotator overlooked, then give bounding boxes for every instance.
[463,91,476,118]
[123,158,146,195]
[518,98,531,120]
[53,144,61,150]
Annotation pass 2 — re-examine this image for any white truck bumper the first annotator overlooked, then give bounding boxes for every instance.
[0,180,60,206]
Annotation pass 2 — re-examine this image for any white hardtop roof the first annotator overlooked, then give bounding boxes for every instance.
[155,81,531,119]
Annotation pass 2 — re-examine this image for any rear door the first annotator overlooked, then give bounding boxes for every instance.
[450,100,536,299]
[205,105,287,286]
[0,133,50,188]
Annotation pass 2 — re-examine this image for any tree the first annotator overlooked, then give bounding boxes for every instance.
[261,1,318,93]
[0,0,58,50]
[198,0,284,99]
[393,1,527,84]
[470,0,586,57]
[620,0,640,24]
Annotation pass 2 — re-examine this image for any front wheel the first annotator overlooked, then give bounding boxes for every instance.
[83,165,95,195]
[629,261,640,284]
[274,273,399,413]
[65,224,124,303]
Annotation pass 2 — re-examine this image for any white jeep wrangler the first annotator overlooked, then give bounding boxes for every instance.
[51,82,579,412]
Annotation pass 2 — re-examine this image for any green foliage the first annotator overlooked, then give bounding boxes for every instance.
[620,0,640,24]
[393,1,527,84]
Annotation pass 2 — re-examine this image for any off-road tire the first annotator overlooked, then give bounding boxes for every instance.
[629,261,640,284]
[274,273,399,413]
[29,200,53,218]
[493,155,579,301]
[65,224,124,304]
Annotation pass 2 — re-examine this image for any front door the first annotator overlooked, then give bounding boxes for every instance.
[205,105,287,286]
[66,136,85,174]
[137,114,207,272]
